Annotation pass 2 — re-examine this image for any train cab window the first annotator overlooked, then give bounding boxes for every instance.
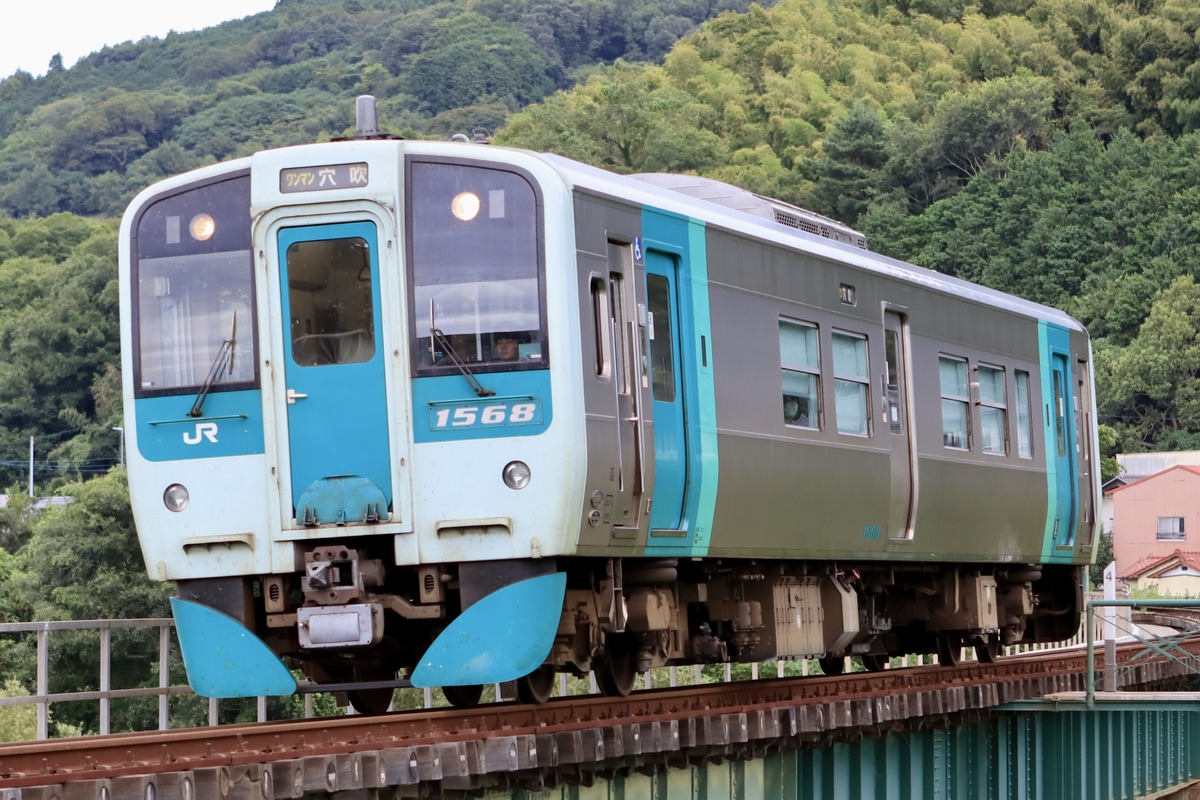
[939,355,970,449]
[977,363,1008,455]
[779,319,820,428]
[832,330,870,436]
[407,159,545,374]
[132,174,257,397]
[1015,370,1034,458]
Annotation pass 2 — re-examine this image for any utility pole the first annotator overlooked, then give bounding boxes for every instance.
[28,436,33,498]
[113,427,125,468]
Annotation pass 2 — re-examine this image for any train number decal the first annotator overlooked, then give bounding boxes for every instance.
[428,399,543,431]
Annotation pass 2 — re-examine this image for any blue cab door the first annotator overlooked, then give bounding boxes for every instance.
[645,251,687,532]
[278,222,392,525]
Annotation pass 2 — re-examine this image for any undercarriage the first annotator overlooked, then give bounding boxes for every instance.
[175,547,1082,713]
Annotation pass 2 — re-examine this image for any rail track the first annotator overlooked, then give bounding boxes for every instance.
[2,636,1198,797]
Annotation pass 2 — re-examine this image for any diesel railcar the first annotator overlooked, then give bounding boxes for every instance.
[120,98,1098,712]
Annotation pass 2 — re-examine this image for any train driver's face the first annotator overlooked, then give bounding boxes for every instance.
[495,338,519,360]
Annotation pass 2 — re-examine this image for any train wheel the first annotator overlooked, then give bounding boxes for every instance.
[817,656,845,675]
[516,665,556,704]
[346,666,395,716]
[937,635,962,667]
[974,636,1001,663]
[442,683,484,708]
[860,654,888,672]
[596,632,638,697]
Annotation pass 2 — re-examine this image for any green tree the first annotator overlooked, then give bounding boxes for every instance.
[499,61,726,172]
[0,470,172,734]
[806,100,889,224]
[404,14,563,115]
[0,679,37,742]
[0,216,120,489]
[1097,276,1200,450]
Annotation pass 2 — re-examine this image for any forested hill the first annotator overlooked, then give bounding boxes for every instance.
[491,0,1200,453]
[1,0,1200,489]
[0,0,768,220]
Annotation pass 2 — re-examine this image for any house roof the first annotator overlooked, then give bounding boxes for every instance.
[1105,464,1200,495]
[1122,549,1200,580]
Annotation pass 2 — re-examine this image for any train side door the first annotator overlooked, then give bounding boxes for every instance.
[1050,352,1077,547]
[277,221,393,526]
[645,250,687,532]
[883,310,917,540]
[1074,357,1096,547]
[604,241,645,534]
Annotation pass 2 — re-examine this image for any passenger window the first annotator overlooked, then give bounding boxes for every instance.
[647,274,676,402]
[832,330,870,436]
[1015,370,1033,458]
[1053,369,1068,458]
[977,364,1007,455]
[591,277,612,378]
[779,319,820,428]
[884,329,902,434]
[939,355,969,449]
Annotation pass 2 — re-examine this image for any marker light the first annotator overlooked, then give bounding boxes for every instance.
[450,191,481,221]
[189,213,216,241]
[502,461,531,490]
[164,483,190,512]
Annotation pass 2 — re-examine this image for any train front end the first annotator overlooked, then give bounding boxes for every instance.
[119,134,585,707]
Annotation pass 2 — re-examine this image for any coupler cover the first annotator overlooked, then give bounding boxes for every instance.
[298,603,383,648]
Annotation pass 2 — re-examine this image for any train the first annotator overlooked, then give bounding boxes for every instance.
[119,96,1099,712]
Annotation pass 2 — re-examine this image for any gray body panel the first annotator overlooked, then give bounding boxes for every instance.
[544,153,1094,568]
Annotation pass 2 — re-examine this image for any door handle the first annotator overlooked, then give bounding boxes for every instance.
[287,388,308,404]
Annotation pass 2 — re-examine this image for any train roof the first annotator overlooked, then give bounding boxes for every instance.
[539,153,1085,334]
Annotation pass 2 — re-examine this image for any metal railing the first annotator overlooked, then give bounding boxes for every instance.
[1084,598,1200,707]
[0,614,1101,741]
[0,618,183,740]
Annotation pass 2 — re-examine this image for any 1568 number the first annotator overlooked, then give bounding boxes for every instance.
[432,402,539,429]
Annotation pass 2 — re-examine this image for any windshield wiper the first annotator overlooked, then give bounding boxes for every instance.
[189,313,237,417]
[429,299,494,398]
[431,328,495,398]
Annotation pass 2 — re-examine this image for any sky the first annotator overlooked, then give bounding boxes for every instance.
[0,0,278,80]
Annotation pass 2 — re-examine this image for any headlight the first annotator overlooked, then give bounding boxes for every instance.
[450,191,481,221]
[164,484,190,512]
[189,213,215,241]
[502,461,531,490]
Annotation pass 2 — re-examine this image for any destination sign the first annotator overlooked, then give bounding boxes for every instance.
[279,162,369,193]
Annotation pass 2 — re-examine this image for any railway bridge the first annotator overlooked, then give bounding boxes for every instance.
[0,603,1198,800]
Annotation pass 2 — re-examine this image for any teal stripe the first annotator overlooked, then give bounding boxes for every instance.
[1038,321,1057,559]
[686,219,719,555]
[640,211,719,557]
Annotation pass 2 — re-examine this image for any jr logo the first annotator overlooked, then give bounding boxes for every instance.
[183,422,219,445]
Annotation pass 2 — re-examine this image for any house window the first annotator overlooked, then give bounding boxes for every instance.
[1157,517,1185,541]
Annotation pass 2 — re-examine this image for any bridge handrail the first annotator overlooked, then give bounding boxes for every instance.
[1084,598,1200,708]
[0,617,182,740]
[0,614,1094,741]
